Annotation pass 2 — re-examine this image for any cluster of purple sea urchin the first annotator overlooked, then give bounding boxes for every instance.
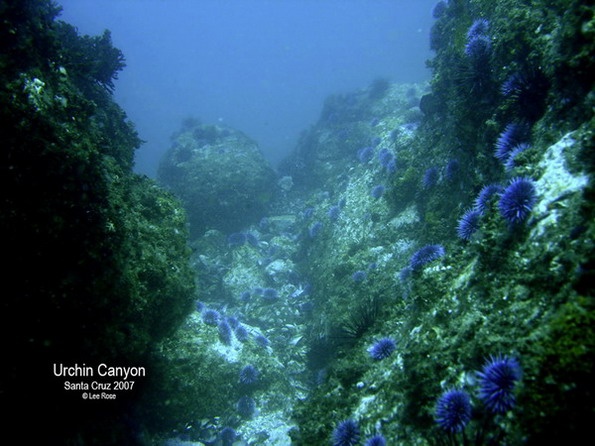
[458,176,535,240]
[465,18,491,60]
[332,419,360,446]
[332,419,386,446]
[410,244,445,271]
[367,337,397,361]
[433,354,521,434]
[477,354,522,413]
[463,18,492,89]
[494,122,530,168]
[435,388,472,433]
[200,304,255,345]
[377,148,397,174]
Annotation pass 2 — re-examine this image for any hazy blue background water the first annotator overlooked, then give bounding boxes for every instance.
[57,0,438,177]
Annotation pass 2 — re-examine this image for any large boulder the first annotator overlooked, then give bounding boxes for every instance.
[158,121,277,237]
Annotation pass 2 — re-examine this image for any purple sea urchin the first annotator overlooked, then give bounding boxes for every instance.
[410,244,445,271]
[501,69,549,122]
[218,320,232,345]
[377,148,396,174]
[220,427,237,446]
[504,143,530,172]
[262,287,279,302]
[457,208,482,240]
[473,184,503,214]
[435,389,472,433]
[465,34,491,60]
[309,221,323,238]
[237,396,256,418]
[357,146,374,163]
[235,325,249,342]
[239,364,259,385]
[368,337,396,360]
[332,419,360,446]
[351,270,367,282]
[466,18,490,40]
[377,148,392,166]
[498,177,537,225]
[371,185,385,199]
[423,167,439,189]
[328,205,341,221]
[365,434,387,446]
[477,354,521,414]
[495,123,529,162]
[226,316,239,329]
[255,334,270,348]
[202,309,220,326]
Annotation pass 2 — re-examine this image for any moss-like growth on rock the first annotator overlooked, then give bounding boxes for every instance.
[0,2,195,443]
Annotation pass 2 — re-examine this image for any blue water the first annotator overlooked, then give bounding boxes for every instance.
[57,0,437,177]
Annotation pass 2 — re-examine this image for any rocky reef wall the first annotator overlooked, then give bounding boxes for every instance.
[153,0,594,444]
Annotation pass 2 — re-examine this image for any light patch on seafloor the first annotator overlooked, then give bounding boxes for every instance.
[389,204,419,229]
[223,264,261,295]
[354,395,377,420]
[240,409,295,445]
[452,258,477,290]
[393,239,414,256]
[209,337,242,363]
[532,132,589,237]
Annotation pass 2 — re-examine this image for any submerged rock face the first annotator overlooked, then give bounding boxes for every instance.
[158,122,277,238]
[0,3,195,444]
